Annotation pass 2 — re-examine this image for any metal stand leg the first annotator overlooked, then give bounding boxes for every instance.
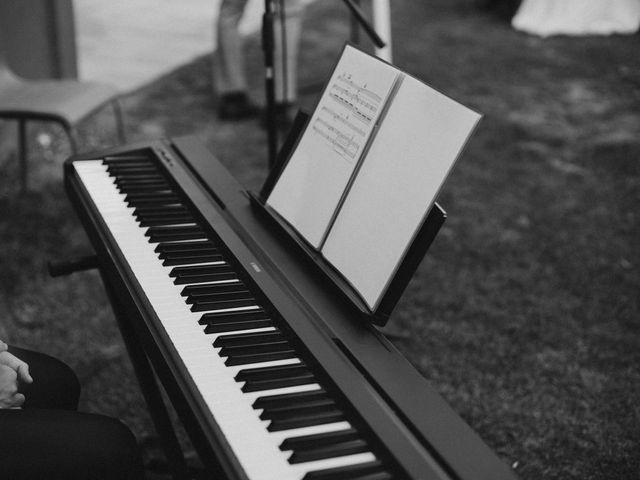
[99,272,190,480]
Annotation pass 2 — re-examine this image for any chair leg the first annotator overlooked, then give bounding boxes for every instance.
[112,98,127,144]
[18,119,28,194]
[63,125,78,154]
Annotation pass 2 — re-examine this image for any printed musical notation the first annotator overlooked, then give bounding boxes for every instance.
[328,73,383,125]
[311,71,388,160]
[312,115,360,160]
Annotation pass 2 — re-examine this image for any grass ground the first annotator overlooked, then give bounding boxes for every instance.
[1,1,638,478]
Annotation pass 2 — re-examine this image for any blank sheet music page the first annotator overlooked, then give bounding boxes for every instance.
[322,75,481,309]
[266,45,399,248]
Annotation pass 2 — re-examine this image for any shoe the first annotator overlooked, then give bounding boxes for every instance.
[217,92,259,120]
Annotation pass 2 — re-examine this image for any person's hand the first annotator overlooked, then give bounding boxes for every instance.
[0,339,8,353]
[0,351,33,385]
[0,364,25,409]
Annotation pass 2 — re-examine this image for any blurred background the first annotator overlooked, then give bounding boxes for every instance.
[0,1,639,479]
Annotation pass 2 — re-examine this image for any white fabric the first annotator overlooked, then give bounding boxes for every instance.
[512,0,640,36]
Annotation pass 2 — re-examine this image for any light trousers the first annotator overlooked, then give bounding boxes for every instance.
[213,0,303,103]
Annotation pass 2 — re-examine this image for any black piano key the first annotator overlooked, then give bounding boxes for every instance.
[140,216,196,228]
[103,155,152,164]
[204,318,274,334]
[124,186,173,196]
[213,330,284,348]
[279,428,359,452]
[134,203,187,213]
[303,461,391,480]
[135,204,188,213]
[105,165,157,173]
[146,225,203,236]
[187,287,253,301]
[190,297,256,312]
[171,264,236,284]
[108,166,159,176]
[136,207,189,215]
[123,189,179,199]
[235,363,308,383]
[267,409,346,432]
[120,184,173,194]
[174,272,237,285]
[182,281,245,298]
[147,225,206,243]
[162,252,223,266]
[115,175,166,185]
[156,240,215,254]
[260,396,335,420]
[241,373,316,393]
[149,231,205,243]
[136,210,195,225]
[236,364,315,392]
[289,439,369,464]
[134,204,188,215]
[220,340,293,358]
[105,160,154,168]
[111,169,157,175]
[221,342,294,360]
[198,308,269,325]
[187,289,253,305]
[119,185,172,196]
[252,388,328,411]
[124,191,180,206]
[117,182,168,191]
[224,349,297,366]
[126,197,183,208]
[260,398,337,421]
[107,161,157,169]
[107,169,162,178]
[133,209,195,223]
[170,264,231,277]
[125,190,178,201]
[160,246,220,258]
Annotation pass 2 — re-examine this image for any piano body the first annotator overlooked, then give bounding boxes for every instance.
[64,136,517,480]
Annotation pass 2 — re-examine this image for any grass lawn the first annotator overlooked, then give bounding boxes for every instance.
[1,1,638,478]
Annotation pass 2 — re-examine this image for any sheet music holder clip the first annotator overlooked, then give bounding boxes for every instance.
[251,110,446,327]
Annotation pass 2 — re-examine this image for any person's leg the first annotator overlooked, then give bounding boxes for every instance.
[213,0,259,119]
[8,345,80,410]
[0,408,144,480]
[214,0,250,93]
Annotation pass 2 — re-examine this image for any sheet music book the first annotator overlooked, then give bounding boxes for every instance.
[266,44,481,312]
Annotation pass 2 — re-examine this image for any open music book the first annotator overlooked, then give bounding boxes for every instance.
[266,44,481,313]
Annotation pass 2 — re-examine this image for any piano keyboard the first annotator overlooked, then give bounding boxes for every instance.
[73,153,399,480]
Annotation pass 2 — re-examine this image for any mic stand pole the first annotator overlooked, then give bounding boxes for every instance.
[262,0,278,168]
